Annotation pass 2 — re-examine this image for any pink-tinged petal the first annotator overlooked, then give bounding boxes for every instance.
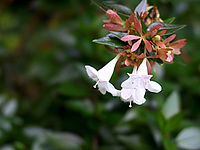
[163,34,176,44]
[155,40,166,48]
[172,48,181,55]
[143,39,152,52]
[125,13,135,29]
[106,9,123,25]
[103,19,111,23]
[121,35,140,41]
[157,30,166,36]
[166,53,173,62]
[133,17,143,36]
[104,24,122,31]
[125,57,132,66]
[146,58,152,75]
[145,24,161,37]
[131,39,142,52]
[169,39,186,49]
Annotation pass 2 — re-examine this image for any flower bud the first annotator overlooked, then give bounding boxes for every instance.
[106,9,123,25]
[154,35,161,41]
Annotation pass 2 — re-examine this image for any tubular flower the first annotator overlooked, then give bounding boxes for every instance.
[120,58,162,107]
[85,54,120,96]
[87,0,186,108]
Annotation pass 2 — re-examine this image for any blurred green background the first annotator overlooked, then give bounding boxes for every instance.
[0,0,200,150]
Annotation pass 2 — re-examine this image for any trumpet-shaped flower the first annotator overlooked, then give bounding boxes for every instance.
[120,58,162,107]
[85,54,120,96]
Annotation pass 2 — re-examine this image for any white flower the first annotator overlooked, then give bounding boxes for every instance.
[120,58,162,107]
[85,54,120,96]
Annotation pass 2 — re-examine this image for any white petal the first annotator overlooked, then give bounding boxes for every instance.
[137,58,148,75]
[146,81,162,93]
[85,65,98,81]
[98,54,120,81]
[106,82,121,96]
[134,88,146,105]
[97,82,107,95]
[121,77,134,88]
[121,89,132,100]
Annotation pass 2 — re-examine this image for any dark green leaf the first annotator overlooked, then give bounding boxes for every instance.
[147,22,186,35]
[65,99,94,116]
[162,135,177,150]
[157,112,166,132]
[164,17,176,24]
[91,0,132,17]
[109,31,127,39]
[176,127,200,149]
[93,34,126,48]
[165,113,183,133]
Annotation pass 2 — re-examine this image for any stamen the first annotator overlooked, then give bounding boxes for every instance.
[129,101,132,108]
[93,81,99,88]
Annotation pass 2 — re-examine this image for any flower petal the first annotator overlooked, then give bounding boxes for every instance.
[146,81,162,93]
[131,39,142,52]
[98,54,120,81]
[121,35,140,41]
[98,82,107,95]
[85,65,98,81]
[134,88,146,105]
[143,39,152,52]
[104,24,123,31]
[133,17,143,36]
[106,82,121,96]
[121,89,133,100]
[163,34,176,44]
[137,58,148,75]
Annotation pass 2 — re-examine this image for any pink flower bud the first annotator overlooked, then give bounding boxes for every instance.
[106,9,123,25]
[104,24,123,31]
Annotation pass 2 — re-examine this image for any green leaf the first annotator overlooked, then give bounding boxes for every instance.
[93,34,126,48]
[147,22,186,35]
[162,91,180,119]
[92,0,132,17]
[57,81,88,97]
[176,127,200,150]
[162,135,177,150]
[164,17,176,24]
[157,112,166,132]
[165,113,183,133]
[109,31,127,39]
[65,99,94,116]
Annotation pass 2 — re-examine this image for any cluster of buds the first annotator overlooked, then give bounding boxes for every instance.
[85,0,186,107]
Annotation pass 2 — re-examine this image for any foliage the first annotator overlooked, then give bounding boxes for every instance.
[0,0,199,150]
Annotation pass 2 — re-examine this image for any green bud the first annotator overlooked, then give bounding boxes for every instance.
[154,35,161,41]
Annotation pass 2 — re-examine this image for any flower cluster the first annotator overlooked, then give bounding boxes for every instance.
[85,0,186,107]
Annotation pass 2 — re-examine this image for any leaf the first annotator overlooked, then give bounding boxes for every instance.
[57,81,88,97]
[176,127,200,150]
[162,135,177,150]
[162,91,180,119]
[134,0,147,16]
[164,17,176,24]
[92,0,132,17]
[109,31,127,39]
[165,113,183,133]
[47,132,84,150]
[157,112,166,132]
[93,34,126,48]
[65,99,94,116]
[147,22,186,35]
